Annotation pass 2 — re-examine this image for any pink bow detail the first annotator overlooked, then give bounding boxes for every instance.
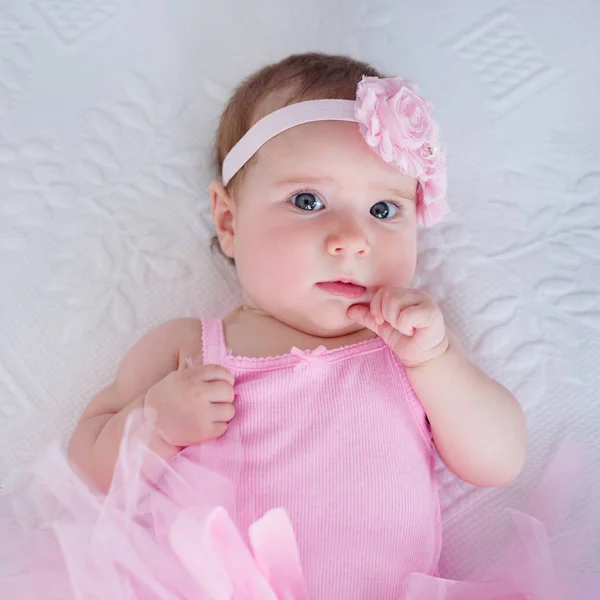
[290,345,328,372]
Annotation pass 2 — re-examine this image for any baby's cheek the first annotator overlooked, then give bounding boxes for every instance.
[239,228,302,290]
[381,238,417,287]
[404,250,418,282]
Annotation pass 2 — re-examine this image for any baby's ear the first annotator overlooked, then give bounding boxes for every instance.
[209,181,236,259]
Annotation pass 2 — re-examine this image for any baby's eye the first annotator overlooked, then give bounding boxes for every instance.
[291,192,324,211]
[370,201,399,220]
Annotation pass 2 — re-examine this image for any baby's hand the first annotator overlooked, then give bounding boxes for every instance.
[143,364,235,448]
[347,287,448,368]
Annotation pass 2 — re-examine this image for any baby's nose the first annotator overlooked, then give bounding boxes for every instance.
[325,227,370,257]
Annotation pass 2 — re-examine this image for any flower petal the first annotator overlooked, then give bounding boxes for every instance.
[355,76,447,226]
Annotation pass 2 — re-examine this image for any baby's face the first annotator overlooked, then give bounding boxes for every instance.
[232,120,418,337]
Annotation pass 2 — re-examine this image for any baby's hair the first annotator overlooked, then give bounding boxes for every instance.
[210,52,384,263]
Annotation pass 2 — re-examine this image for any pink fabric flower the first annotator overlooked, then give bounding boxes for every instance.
[355,76,448,226]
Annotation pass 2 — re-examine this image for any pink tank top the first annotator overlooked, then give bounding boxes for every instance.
[173,319,441,599]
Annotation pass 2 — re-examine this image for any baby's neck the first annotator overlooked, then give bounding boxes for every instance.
[222,306,376,359]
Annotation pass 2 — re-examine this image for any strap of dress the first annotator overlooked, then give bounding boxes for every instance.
[394,355,433,448]
[201,319,226,366]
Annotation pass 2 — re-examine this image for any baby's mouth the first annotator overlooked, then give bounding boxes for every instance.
[316,280,367,299]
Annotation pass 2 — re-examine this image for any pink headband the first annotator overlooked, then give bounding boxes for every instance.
[222,76,448,226]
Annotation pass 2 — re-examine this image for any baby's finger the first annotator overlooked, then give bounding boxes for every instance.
[369,288,386,326]
[205,379,235,403]
[211,402,235,423]
[196,364,235,386]
[347,304,378,333]
[381,291,421,329]
[207,422,228,440]
[376,320,406,348]
[396,305,435,336]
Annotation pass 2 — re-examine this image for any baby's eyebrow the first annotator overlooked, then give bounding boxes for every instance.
[274,175,335,188]
[274,175,416,201]
[385,187,417,202]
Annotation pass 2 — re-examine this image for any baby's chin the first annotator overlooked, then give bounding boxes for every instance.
[294,305,369,339]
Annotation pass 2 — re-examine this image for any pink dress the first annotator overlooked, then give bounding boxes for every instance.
[174,319,442,598]
[1,319,599,599]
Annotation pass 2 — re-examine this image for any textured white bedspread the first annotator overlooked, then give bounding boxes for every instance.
[0,0,599,579]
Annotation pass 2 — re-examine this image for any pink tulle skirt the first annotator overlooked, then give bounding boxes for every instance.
[1,410,599,599]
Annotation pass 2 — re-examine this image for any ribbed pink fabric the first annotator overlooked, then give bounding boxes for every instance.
[173,319,441,599]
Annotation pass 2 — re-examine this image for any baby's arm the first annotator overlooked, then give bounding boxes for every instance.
[348,289,526,488]
[67,318,204,494]
[406,329,526,487]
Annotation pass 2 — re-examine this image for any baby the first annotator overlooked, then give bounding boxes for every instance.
[67,52,526,599]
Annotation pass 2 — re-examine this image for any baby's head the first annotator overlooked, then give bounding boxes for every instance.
[210,53,446,337]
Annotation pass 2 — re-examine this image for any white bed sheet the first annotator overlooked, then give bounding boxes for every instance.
[0,0,599,579]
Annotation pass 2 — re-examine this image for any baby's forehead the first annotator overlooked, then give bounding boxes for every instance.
[256,121,418,199]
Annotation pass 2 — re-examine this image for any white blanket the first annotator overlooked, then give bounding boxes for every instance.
[1,0,599,579]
